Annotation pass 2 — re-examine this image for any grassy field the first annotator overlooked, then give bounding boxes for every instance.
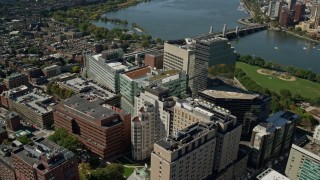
[123,167,134,177]
[236,62,320,99]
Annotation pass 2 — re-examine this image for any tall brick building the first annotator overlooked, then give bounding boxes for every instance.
[53,95,131,158]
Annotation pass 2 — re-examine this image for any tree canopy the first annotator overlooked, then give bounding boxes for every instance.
[48,128,80,152]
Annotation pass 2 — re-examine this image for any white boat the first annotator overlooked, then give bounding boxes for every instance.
[274,47,279,50]
[303,47,307,50]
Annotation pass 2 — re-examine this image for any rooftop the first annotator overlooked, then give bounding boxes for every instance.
[256,168,289,180]
[5,87,55,115]
[175,98,234,121]
[266,111,299,127]
[197,36,228,44]
[123,66,151,79]
[156,122,216,152]
[14,138,75,173]
[148,69,180,81]
[295,135,320,157]
[13,89,55,114]
[145,51,163,57]
[0,144,14,168]
[60,95,123,127]
[253,122,276,135]
[59,77,116,100]
[42,64,60,70]
[5,72,25,79]
[201,89,259,100]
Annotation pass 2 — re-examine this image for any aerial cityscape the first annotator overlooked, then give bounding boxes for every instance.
[0,0,319,180]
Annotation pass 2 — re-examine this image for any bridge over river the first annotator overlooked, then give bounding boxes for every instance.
[195,24,268,41]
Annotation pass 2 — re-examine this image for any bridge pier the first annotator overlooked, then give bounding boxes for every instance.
[222,24,227,37]
[235,26,239,37]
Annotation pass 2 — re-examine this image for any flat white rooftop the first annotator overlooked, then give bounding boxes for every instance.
[257,168,289,180]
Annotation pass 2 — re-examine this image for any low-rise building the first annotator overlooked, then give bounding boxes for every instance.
[85,48,133,93]
[53,95,131,158]
[3,73,29,89]
[144,51,163,70]
[0,123,8,144]
[1,86,56,129]
[42,65,61,78]
[12,138,79,180]
[0,145,16,180]
[57,77,120,106]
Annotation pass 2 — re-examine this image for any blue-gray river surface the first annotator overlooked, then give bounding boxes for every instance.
[93,0,320,73]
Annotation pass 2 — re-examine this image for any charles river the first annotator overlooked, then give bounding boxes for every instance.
[93,0,320,73]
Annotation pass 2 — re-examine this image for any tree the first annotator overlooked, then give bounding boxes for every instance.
[105,164,124,180]
[48,128,80,152]
[72,66,80,73]
[89,157,101,169]
[17,135,32,145]
[155,38,162,44]
[65,90,74,98]
[280,89,292,99]
[141,39,149,48]
[79,163,91,180]
[47,82,54,95]
[3,139,11,145]
[28,47,38,54]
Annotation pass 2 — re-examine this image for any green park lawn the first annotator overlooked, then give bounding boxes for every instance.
[123,167,134,177]
[236,62,320,99]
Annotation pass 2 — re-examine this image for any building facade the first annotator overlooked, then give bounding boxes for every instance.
[145,69,187,98]
[120,66,151,115]
[2,86,55,129]
[12,138,79,180]
[285,136,320,180]
[251,111,298,169]
[144,51,163,70]
[85,49,127,92]
[199,88,270,139]
[151,122,217,180]
[53,95,131,158]
[3,73,29,89]
[131,103,156,161]
[172,98,242,176]
[162,41,195,94]
[134,85,175,139]
[250,122,276,169]
[42,65,61,78]
[268,0,282,19]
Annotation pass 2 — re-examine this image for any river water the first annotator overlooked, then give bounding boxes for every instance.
[93,0,320,73]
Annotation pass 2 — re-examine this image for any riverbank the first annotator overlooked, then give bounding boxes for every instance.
[286,31,320,44]
[241,0,255,18]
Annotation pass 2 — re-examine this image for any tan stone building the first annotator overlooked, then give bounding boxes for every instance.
[170,98,243,178]
[151,122,217,180]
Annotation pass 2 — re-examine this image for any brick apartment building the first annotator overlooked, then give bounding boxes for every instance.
[11,138,79,180]
[3,73,29,89]
[53,95,131,158]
